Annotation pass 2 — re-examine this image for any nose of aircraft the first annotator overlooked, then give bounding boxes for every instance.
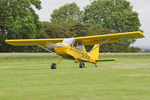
[54,43,68,55]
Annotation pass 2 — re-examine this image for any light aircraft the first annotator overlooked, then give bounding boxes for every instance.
[5,31,144,69]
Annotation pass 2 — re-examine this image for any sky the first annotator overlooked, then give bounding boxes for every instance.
[35,0,150,49]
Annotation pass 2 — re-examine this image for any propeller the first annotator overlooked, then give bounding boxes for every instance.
[47,42,67,49]
[47,42,57,49]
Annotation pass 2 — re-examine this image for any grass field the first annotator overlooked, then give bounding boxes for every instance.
[0,53,150,100]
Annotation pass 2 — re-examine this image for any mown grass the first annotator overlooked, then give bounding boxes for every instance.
[0,53,150,100]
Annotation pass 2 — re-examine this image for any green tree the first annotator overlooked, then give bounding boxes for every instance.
[83,0,141,32]
[0,0,42,52]
[40,22,106,39]
[50,2,82,23]
[39,22,72,38]
[69,22,90,37]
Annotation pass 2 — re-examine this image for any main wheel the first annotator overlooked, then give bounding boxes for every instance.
[51,63,56,69]
[79,62,85,68]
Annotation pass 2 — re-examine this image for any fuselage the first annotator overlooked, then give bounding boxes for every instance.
[54,42,96,63]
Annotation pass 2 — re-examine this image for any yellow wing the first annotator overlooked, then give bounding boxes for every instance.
[5,38,64,47]
[5,31,144,47]
[75,31,144,45]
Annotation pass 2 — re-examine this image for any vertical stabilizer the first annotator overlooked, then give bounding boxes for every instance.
[82,45,87,54]
[89,44,99,60]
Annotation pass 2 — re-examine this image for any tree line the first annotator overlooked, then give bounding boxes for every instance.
[0,0,142,52]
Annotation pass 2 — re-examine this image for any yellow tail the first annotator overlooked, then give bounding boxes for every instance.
[88,44,99,60]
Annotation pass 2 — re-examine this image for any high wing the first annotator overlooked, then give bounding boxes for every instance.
[5,31,144,47]
[75,31,144,45]
[5,38,64,47]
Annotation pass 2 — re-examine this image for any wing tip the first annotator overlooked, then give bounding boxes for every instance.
[136,31,145,38]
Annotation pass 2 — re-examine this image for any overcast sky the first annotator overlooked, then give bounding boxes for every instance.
[36,0,150,49]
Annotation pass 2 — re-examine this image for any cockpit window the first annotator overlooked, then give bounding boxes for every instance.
[75,41,83,51]
[62,38,83,51]
[72,40,83,51]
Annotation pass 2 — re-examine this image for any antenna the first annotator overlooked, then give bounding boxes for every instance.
[73,33,76,38]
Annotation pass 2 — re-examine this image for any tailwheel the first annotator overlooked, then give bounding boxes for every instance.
[79,62,85,68]
[51,63,56,69]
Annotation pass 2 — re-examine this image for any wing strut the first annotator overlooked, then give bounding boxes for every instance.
[35,43,55,53]
[89,38,111,53]
[78,38,111,59]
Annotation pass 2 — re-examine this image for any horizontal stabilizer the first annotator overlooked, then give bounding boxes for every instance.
[96,58,118,62]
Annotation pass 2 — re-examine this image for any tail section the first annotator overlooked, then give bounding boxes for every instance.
[88,44,99,60]
[82,45,87,54]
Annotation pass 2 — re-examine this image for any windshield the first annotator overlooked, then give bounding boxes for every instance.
[62,38,75,45]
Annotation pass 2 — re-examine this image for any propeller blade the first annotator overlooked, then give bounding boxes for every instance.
[47,42,67,49]
[47,42,57,49]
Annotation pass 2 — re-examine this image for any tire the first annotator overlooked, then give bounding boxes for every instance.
[79,62,85,68]
[51,63,56,69]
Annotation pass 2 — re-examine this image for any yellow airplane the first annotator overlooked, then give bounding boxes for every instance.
[5,31,144,69]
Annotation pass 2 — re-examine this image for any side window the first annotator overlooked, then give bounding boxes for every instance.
[74,41,83,51]
[74,41,78,47]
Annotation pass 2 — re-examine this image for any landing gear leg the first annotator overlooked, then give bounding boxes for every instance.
[74,58,85,68]
[93,63,98,67]
[51,57,63,69]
